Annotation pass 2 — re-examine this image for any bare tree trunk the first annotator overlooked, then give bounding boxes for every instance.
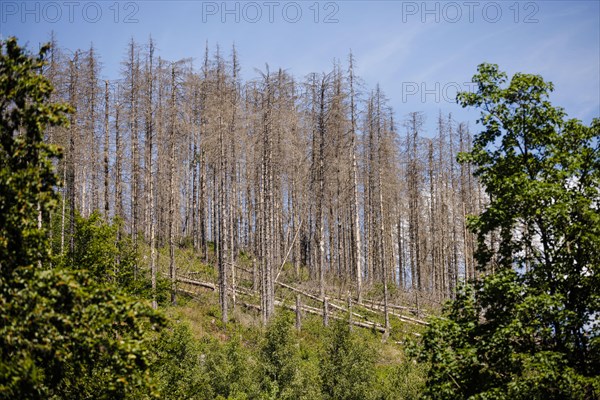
[151,58,164,309]
[367,96,377,284]
[128,40,140,279]
[115,84,123,222]
[169,65,177,305]
[348,52,363,302]
[68,52,79,257]
[85,46,99,217]
[200,151,207,260]
[259,70,275,323]
[229,46,240,309]
[191,80,199,251]
[406,112,423,292]
[316,76,327,299]
[397,214,404,288]
[103,80,110,218]
[218,140,228,322]
[376,89,390,332]
[150,144,157,310]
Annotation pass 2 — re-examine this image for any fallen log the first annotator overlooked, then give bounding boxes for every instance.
[174,274,427,326]
[360,306,429,326]
[275,281,365,320]
[177,276,216,290]
[241,300,387,333]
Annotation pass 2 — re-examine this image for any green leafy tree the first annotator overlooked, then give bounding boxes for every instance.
[0,37,165,399]
[0,38,67,273]
[416,63,600,399]
[253,311,321,399]
[68,212,136,285]
[66,212,171,303]
[150,322,212,400]
[204,335,260,399]
[320,319,377,400]
[259,312,299,398]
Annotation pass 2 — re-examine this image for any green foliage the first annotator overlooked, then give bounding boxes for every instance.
[0,37,166,399]
[1,267,165,399]
[417,64,600,399]
[320,319,377,400]
[0,37,68,274]
[68,212,135,285]
[150,322,212,400]
[203,335,260,399]
[260,312,297,392]
[65,212,172,304]
[375,361,427,400]
[420,272,600,399]
[258,311,322,399]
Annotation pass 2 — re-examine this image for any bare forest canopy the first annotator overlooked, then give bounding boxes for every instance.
[43,36,483,322]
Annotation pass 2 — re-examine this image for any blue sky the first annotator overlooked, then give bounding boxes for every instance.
[2,0,599,135]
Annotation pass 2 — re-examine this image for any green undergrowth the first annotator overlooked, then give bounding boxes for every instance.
[146,239,428,399]
[159,295,426,399]
[44,201,429,399]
